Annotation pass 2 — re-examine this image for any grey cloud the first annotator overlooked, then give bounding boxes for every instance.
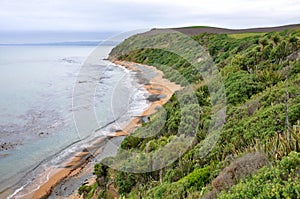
[0,0,299,32]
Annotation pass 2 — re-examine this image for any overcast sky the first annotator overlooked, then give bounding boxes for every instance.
[0,0,299,42]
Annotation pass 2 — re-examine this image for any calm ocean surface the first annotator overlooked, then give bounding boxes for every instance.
[0,45,148,197]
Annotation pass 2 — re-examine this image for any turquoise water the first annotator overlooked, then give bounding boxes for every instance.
[0,46,148,197]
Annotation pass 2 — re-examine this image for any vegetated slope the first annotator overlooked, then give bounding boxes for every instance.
[80,28,300,198]
[172,23,300,36]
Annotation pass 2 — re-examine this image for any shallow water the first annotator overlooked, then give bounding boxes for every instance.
[0,45,149,197]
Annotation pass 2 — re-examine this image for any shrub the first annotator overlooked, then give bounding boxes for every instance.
[78,185,92,196]
[146,166,210,199]
[93,163,108,187]
[212,152,267,192]
[115,172,136,195]
[224,71,264,105]
[179,166,210,190]
[218,152,300,199]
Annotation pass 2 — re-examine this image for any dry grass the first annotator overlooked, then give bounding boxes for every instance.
[202,152,267,199]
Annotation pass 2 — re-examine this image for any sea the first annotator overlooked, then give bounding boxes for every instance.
[0,44,149,198]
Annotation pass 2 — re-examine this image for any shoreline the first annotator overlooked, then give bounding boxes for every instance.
[9,60,181,199]
[111,60,182,136]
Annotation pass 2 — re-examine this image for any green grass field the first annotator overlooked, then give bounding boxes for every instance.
[228,32,267,39]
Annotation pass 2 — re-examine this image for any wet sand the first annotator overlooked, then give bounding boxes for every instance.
[16,61,181,199]
[110,60,181,136]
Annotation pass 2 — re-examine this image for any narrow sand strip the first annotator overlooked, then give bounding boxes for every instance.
[111,61,181,136]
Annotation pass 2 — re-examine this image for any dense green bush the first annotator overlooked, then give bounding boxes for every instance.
[93,163,108,178]
[224,71,264,105]
[179,166,210,190]
[146,166,210,199]
[115,172,136,195]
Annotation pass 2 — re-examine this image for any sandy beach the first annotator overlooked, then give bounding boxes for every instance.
[13,61,181,199]
[111,60,182,136]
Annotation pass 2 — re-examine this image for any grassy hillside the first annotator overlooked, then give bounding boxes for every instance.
[80,28,300,198]
[172,24,300,36]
